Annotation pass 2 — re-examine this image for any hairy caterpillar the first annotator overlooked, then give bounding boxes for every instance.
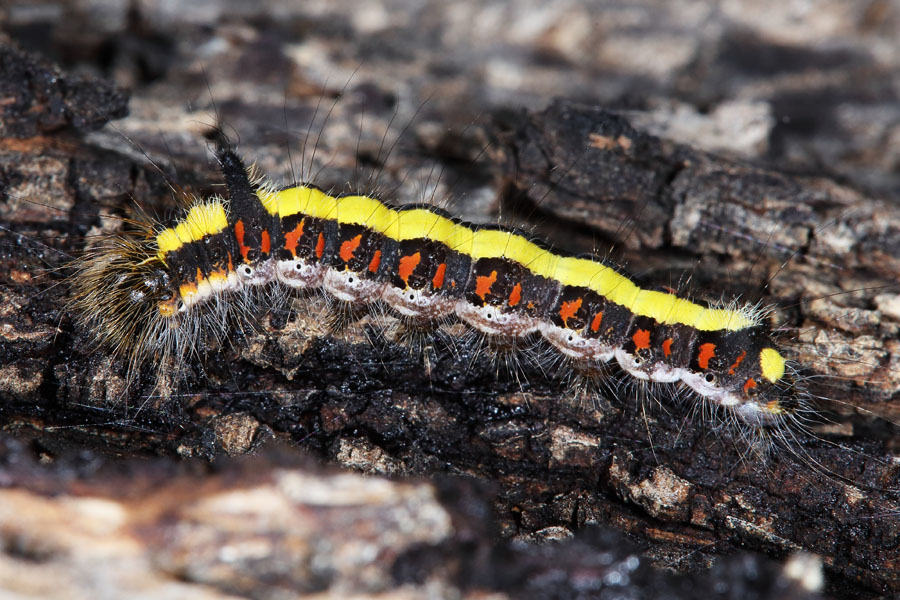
[4,91,898,598]
[68,128,795,434]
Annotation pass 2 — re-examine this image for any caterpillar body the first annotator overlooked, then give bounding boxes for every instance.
[70,133,793,428]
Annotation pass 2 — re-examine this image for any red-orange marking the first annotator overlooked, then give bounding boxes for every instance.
[632,328,650,350]
[743,378,757,393]
[397,252,422,285]
[368,249,382,273]
[508,282,522,307]
[432,262,446,289]
[558,298,582,326]
[179,281,198,297]
[283,221,305,254]
[590,312,603,332]
[234,220,250,260]
[728,350,747,375]
[475,270,498,300]
[398,252,421,285]
[260,230,271,254]
[315,232,325,259]
[697,343,716,370]
[340,234,362,263]
[662,338,673,357]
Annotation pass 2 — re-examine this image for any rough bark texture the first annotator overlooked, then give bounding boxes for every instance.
[0,436,828,600]
[1,2,899,599]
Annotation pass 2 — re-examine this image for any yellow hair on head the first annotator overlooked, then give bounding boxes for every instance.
[156,201,228,257]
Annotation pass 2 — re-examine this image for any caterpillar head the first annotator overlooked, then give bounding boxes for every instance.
[69,236,180,373]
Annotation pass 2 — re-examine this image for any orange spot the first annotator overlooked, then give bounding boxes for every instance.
[227,252,234,272]
[261,230,271,254]
[743,378,757,393]
[158,300,177,317]
[340,234,362,263]
[527,301,534,309]
[558,298,583,326]
[207,268,227,285]
[662,338,673,357]
[432,263,446,289]
[234,220,249,260]
[632,328,650,350]
[590,312,603,332]
[284,220,304,254]
[728,350,747,375]
[475,270,497,300]
[398,252,421,285]
[698,343,716,370]
[315,232,325,259]
[368,250,382,273]
[179,282,198,299]
[508,282,522,307]
[766,400,782,413]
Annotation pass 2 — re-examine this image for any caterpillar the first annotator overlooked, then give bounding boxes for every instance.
[6,89,898,599]
[69,130,794,431]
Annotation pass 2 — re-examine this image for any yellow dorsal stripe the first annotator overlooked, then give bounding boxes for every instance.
[759,347,786,383]
[263,185,756,331]
[156,201,229,258]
